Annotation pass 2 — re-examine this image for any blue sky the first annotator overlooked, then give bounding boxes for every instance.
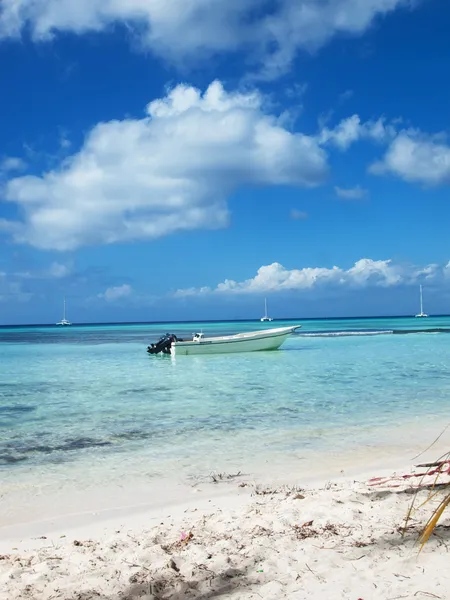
[1,0,450,324]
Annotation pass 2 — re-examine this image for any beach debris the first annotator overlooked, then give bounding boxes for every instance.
[72,539,96,548]
[293,521,342,541]
[180,531,193,543]
[293,522,317,539]
[368,460,450,489]
[252,484,305,497]
[169,558,180,572]
[353,541,372,548]
[210,471,242,483]
[162,530,194,551]
[373,446,450,549]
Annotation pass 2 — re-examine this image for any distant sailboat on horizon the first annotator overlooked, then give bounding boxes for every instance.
[56,297,71,326]
[415,284,428,318]
[260,298,273,322]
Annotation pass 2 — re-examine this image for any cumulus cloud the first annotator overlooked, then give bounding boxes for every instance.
[335,185,368,200]
[0,0,417,79]
[2,81,328,250]
[370,130,450,185]
[321,119,450,188]
[175,258,444,296]
[98,284,132,302]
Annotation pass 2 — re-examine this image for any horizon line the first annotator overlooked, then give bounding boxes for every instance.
[1,314,450,329]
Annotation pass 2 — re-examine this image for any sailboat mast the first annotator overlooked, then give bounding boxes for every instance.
[264,298,267,318]
[420,285,423,314]
[63,297,66,321]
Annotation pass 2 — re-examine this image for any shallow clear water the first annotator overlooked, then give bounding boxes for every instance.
[1,317,450,491]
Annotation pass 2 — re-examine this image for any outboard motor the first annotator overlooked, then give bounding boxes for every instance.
[147,333,182,355]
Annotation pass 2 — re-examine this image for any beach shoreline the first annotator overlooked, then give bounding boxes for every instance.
[2,418,449,532]
[2,440,450,599]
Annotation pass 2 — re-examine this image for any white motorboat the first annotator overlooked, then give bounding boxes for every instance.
[147,325,300,356]
[260,298,273,322]
[415,284,428,318]
[56,297,71,326]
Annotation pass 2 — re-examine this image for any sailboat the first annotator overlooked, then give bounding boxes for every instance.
[415,284,428,318]
[260,298,273,322]
[56,297,71,326]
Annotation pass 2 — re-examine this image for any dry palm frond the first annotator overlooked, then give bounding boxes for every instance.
[368,426,450,550]
[405,449,450,550]
[419,493,450,549]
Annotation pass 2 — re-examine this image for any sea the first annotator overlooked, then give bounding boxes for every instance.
[1,316,450,524]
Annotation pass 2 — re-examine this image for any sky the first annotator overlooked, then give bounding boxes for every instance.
[1,0,450,324]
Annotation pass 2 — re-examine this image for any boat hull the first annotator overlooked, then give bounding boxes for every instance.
[172,326,298,356]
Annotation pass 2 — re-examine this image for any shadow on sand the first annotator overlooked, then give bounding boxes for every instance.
[70,566,254,600]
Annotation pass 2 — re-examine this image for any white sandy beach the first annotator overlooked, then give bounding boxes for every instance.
[2,444,450,600]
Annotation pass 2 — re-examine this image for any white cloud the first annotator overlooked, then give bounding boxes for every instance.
[175,258,444,296]
[290,209,308,220]
[47,262,71,278]
[0,0,418,79]
[338,89,354,103]
[0,157,26,173]
[14,262,71,280]
[60,135,71,150]
[335,185,368,199]
[318,118,450,187]
[98,284,132,302]
[319,115,395,150]
[0,277,33,303]
[370,130,450,185]
[3,81,328,250]
[285,83,309,99]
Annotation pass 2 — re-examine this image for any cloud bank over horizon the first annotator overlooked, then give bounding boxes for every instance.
[175,258,447,297]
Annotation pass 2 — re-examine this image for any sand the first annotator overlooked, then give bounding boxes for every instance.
[1,457,450,600]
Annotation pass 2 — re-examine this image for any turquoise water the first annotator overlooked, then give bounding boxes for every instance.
[1,317,450,489]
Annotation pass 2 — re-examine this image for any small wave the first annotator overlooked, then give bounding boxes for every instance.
[392,328,450,335]
[298,330,393,338]
[299,327,450,338]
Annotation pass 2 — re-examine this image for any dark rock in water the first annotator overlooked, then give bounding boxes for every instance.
[0,405,36,415]
[0,453,28,465]
[113,430,153,442]
[55,437,113,452]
